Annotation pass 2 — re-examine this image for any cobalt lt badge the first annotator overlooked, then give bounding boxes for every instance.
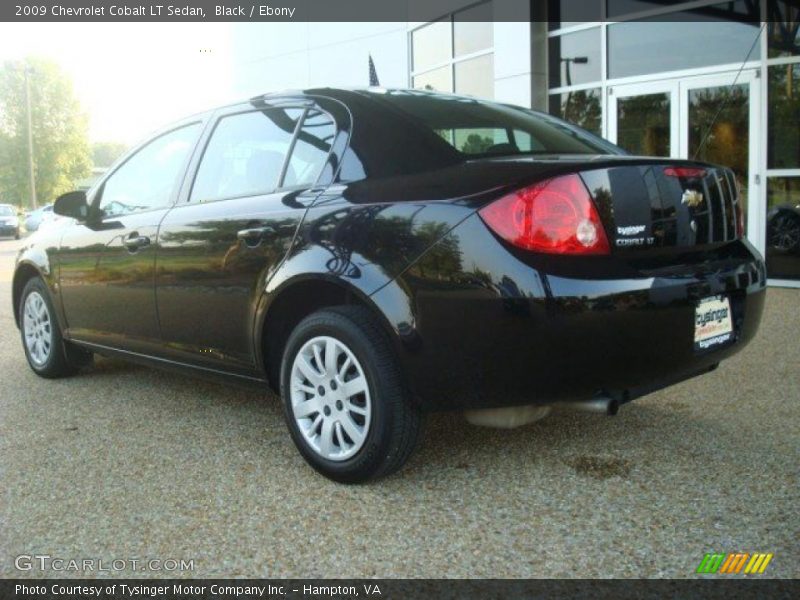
[682,189,704,208]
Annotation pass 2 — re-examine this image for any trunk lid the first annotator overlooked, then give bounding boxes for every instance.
[578,160,742,252]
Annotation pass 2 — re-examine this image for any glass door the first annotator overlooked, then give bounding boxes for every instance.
[679,71,761,250]
[608,72,761,252]
[608,81,679,158]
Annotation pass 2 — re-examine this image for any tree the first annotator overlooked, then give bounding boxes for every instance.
[92,141,128,169]
[0,57,91,208]
[459,133,494,154]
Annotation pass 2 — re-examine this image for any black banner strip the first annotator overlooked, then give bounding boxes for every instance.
[2,579,799,600]
[1,0,771,23]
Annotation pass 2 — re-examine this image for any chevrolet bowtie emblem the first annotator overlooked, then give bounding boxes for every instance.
[682,189,704,208]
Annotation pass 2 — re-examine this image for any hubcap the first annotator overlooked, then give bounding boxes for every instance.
[290,335,371,461]
[23,291,52,367]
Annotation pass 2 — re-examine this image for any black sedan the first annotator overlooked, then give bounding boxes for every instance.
[12,89,766,482]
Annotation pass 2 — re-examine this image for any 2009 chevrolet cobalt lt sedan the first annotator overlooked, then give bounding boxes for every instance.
[13,88,766,482]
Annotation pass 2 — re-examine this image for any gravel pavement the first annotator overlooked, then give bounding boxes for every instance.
[0,236,797,578]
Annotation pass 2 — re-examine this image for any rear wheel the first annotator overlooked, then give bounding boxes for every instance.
[280,306,421,483]
[19,277,91,378]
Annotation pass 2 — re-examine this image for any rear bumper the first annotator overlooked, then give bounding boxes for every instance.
[386,215,767,411]
[0,225,18,236]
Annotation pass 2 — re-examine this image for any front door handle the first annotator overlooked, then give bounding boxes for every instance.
[237,225,273,245]
[124,233,150,252]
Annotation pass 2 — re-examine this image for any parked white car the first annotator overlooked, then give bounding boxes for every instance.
[24,204,55,232]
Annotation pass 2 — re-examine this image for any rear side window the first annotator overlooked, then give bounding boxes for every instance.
[190,108,303,203]
[370,90,620,157]
[283,110,336,188]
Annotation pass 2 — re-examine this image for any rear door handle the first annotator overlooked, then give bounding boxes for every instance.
[124,233,150,252]
[237,225,273,244]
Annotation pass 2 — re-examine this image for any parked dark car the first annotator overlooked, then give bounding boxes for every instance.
[12,89,766,482]
[0,203,21,239]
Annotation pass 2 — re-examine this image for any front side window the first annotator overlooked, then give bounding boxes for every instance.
[190,108,303,203]
[98,124,200,217]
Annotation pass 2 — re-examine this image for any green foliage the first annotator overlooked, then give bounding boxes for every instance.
[0,57,91,208]
[558,90,602,136]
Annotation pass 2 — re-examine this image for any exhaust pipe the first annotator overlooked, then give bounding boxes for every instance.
[556,395,619,416]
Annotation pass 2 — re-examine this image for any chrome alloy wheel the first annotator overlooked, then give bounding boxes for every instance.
[23,291,53,367]
[289,335,372,461]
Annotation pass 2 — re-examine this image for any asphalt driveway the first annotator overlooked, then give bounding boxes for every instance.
[0,236,797,578]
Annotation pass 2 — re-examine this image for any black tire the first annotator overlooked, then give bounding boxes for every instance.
[768,212,800,254]
[18,277,92,378]
[14,229,20,240]
[280,306,421,483]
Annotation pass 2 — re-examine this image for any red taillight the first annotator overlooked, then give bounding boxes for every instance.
[478,174,610,255]
[664,166,707,178]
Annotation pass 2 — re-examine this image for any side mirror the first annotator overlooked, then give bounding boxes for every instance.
[53,191,89,221]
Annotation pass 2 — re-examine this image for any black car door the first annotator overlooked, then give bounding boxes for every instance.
[58,122,203,353]
[155,104,337,376]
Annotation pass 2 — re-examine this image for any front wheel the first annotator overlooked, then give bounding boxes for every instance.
[19,277,91,378]
[280,306,421,483]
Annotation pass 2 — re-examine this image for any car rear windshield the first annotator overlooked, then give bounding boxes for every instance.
[371,91,620,158]
[0,206,15,216]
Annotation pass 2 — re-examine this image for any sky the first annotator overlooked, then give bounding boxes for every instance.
[0,22,411,146]
[0,22,236,144]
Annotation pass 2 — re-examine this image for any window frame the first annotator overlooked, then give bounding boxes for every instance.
[91,121,204,219]
[185,104,337,205]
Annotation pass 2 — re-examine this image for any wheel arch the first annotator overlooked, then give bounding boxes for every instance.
[12,259,52,329]
[255,273,405,393]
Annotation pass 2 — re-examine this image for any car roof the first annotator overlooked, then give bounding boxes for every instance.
[213,86,489,113]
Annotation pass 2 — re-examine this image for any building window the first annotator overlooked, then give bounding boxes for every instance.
[548,27,601,88]
[548,88,602,136]
[454,54,494,99]
[767,0,800,58]
[768,63,800,169]
[548,0,602,30]
[607,1,761,79]
[410,2,494,98]
[617,92,672,157]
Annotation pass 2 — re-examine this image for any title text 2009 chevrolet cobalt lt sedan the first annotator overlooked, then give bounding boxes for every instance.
[13,89,765,482]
